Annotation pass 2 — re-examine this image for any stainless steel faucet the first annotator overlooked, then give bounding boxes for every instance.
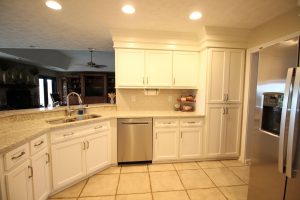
[66,92,83,116]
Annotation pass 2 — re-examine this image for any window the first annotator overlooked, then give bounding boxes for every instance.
[39,76,57,107]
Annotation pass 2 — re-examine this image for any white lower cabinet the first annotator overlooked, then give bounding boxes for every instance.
[51,121,111,190]
[205,104,242,158]
[31,148,50,200]
[153,118,203,162]
[5,160,33,200]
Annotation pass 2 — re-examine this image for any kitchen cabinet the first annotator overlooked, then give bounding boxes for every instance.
[5,160,33,200]
[207,48,245,104]
[145,50,173,87]
[115,48,199,88]
[173,51,199,88]
[153,118,203,162]
[205,104,241,158]
[116,49,145,87]
[31,148,50,200]
[51,121,111,190]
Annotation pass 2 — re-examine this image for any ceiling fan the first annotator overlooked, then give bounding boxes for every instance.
[81,48,107,68]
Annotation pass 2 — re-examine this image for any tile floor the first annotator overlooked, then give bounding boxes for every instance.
[48,160,249,200]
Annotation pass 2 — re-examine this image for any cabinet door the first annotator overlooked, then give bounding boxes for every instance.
[207,49,227,103]
[227,49,245,103]
[153,128,179,161]
[31,148,50,200]
[51,138,86,190]
[223,105,242,156]
[85,131,110,175]
[5,160,33,200]
[179,127,202,159]
[205,105,225,158]
[145,50,173,87]
[116,49,145,87]
[173,51,199,88]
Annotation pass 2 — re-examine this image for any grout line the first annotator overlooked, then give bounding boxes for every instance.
[146,164,154,200]
[174,166,192,200]
[115,167,122,197]
[78,177,90,198]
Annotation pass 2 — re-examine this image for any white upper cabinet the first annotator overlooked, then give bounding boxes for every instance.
[115,48,199,88]
[207,48,245,104]
[145,50,173,87]
[116,49,145,87]
[173,51,199,88]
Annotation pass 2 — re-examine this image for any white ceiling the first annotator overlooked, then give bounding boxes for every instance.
[0,0,297,51]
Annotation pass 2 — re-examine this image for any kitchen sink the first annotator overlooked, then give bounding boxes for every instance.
[46,114,102,124]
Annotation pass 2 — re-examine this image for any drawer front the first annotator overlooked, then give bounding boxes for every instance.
[30,134,48,155]
[180,118,203,127]
[4,143,30,171]
[154,119,179,128]
[51,121,110,143]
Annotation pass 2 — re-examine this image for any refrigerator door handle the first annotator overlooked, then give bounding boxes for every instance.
[278,68,294,174]
[286,67,300,178]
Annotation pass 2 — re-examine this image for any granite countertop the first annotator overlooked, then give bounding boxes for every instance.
[0,109,204,154]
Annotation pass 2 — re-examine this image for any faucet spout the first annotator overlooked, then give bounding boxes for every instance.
[66,92,83,116]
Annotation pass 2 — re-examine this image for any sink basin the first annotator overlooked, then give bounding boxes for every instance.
[46,114,102,124]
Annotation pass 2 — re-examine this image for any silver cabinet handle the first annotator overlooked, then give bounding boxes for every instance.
[11,151,25,160]
[34,140,44,147]
[95,125,103,129]
[222,107,225,115]
[46,153,50,164]
[279,68,294,174]
[226,108,228,114]
[83,142,86,150]
[63,132,74,137]
[86,141,90,149]
[187,121,196,124]
[226,94,229,102]
[286,68,300,178]
[181,131,183,138]
[28,166,33,179]
[143,77,145,84]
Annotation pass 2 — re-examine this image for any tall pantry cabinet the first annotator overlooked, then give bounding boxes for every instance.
[205,48,245,159]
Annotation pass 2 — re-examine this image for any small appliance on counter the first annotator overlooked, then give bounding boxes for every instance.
[175,95,196,112]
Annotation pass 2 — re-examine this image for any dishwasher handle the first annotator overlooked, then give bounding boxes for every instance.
[121,122,150,125]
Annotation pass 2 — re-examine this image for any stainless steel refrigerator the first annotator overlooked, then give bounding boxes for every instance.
[248,36,300,200]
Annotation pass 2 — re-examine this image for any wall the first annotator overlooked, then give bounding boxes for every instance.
[248,7,300,48]
[116,89,196,111]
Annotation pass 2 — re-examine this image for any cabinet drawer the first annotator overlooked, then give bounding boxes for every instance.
[30,134,48,155]
[4,143,30,171]
[180,118,203,127]
[51,121,110,143]
[154,119,179,128]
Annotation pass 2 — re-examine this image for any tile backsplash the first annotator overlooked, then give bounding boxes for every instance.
[116,89,196,111]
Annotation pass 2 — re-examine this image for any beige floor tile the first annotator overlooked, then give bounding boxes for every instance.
[99,166,121,174]
[117,173,151,194]
[229,166,250,183]
[49,199,77,200]
[188,188,226,200]
[116,193,152,200]
[50,180,87,198]
[219,185,248,200]
[198,161,225,169]
[148,163,175,172]
[153,191,189,200]
[173,162,199,170]
[80,174,119,196]
[204,168,244,187]
[178,169,215,189]
[150,171,184,192]
[121,165,148,173]
[78,196,115,200]
[221,160,245,167]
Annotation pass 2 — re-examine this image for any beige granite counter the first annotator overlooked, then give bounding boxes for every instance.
[0,108,204,154]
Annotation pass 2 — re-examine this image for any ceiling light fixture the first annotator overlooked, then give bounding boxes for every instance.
[122,5,135,14]
[45,0,62,10]
[189,11,202,20]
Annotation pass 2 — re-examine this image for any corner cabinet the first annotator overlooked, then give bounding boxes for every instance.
[115,48,199,88]
[153,118,203,162]
[51,121,111,190]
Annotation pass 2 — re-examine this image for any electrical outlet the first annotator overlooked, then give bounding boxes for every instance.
[131,95,136,102]
[168,96,173,102]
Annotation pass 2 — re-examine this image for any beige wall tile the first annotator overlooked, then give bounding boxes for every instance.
[117,173,151,194]
[153,191,189,200]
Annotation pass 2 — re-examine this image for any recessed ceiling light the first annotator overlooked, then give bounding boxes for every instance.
[122,5,135,14]
[45,0,62,10]
[189,11,202,20]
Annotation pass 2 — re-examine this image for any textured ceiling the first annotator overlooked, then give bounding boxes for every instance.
[0,0,297,51]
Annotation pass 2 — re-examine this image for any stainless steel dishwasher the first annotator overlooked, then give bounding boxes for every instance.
[117,118,153,163]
